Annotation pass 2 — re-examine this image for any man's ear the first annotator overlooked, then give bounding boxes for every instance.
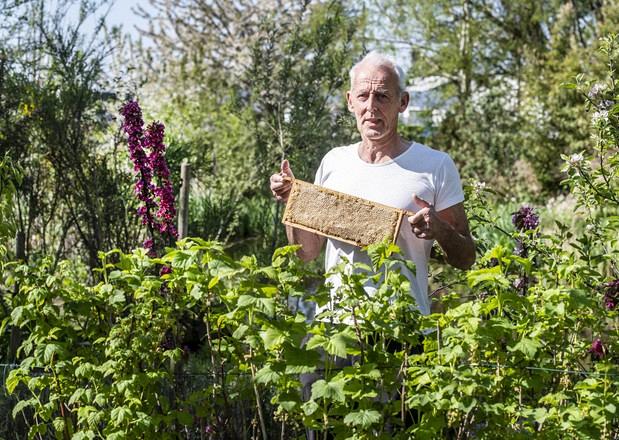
[399,91,410,113]
[346,91,354,112]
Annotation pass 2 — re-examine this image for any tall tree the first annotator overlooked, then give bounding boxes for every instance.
[133,0,364,251]
[0,0,142,268]
[375,0,619,195]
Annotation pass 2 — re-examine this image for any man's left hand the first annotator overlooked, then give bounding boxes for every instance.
[408,194,440,240]
[407,195,476,269]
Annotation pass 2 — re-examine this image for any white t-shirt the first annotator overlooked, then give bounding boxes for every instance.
[313,141,464,316]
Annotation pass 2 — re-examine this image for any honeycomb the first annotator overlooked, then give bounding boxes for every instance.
[282,179,405,247]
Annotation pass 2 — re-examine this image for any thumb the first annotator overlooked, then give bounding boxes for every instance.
[413,193,432,210]
[281,159,294,178]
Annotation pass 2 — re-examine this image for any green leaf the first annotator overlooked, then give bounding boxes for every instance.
[44,343,61,363]
[305,335,328,351]
[5,369,22,393]
[10,306,26,326]
[176,410,193,426]
[76,405,96,423]
[343,409,382,428]
[278,400,298,411]
[260,327,286,350]
[325,329,356,358]
[0,317,9,336]
[189,284,204,300]
[12,399,31,418]
[508,337,542,359]
[232,324,249,340]
[107,290,125,305]
[284,347,321,374]
[311,378,346,403]
[111,406,132,425]
[208,276,219,289]
[237,294,256,308]
[255,364,281,385]
[52,417,65,434]
[302,400,319,416]
[255,297,275,317]
[68,388,86,405]
[467,266,509,288]
[75,362,93,378]
[531,407,548,424]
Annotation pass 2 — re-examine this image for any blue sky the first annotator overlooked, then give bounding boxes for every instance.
[69,0,148,40]
[103,0,147,36]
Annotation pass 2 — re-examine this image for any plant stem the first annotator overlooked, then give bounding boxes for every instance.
[249,347,268,440]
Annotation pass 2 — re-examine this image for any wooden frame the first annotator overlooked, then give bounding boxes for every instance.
[282,179,409,247]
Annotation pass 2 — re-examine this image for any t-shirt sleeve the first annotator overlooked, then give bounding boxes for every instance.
[434,154,465,212]
[314,157,326,186]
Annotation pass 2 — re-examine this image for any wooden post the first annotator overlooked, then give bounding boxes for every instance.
[178,159,191,239]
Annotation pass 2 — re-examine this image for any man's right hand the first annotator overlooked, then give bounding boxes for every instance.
[269,159,294,203]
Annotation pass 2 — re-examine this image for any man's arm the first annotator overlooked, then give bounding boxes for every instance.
[433,203,476,269]
[285,225,326,262]
[408,197,476,270]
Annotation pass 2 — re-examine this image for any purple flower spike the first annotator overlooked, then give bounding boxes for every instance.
[603,279,619,311]
[512,205,540,231]
[120,101,157,232]
[120,100,178,256]
[144,121,178,241]
[590,338,606,360]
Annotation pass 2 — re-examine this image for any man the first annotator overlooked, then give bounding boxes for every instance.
[270,51,475,317]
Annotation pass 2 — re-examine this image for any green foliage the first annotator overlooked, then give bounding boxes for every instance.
[2,1,619,438]
[378,0,619,197]
[2,204,618,439]
[131,1,363,257]
[0,154,19,242]
[1,1,142,268]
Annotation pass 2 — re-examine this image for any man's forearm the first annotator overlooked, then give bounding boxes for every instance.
[435,224,476,270]
[285,225,324,262]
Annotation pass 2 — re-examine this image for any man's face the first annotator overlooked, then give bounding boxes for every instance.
[347,63,409,143]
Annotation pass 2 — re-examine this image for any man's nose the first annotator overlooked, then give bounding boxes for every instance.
[366,93,378,111]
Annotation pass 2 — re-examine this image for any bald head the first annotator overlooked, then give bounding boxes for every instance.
[349,51,406,95]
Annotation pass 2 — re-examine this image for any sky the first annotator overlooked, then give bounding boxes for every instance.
[67,0,148,40]
[103,0,148,37]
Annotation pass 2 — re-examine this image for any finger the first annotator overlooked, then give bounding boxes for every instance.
[281,159,294,178]
[408,211,426,226]
[270,173,286,184]
[272,183,292,193]
[413,193,432,210]
[413,228,429,239]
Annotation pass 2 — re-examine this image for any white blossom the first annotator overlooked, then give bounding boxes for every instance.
[568,153,584,167]
[588,83,606,101]
[473,180,487,194]
[592,110,608,125]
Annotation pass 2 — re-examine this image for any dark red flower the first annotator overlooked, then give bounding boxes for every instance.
[121,101,178,256]
[160,265,173,276]
[590,338,606,360]
[144,121,178,241]
[512,205,540,231]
